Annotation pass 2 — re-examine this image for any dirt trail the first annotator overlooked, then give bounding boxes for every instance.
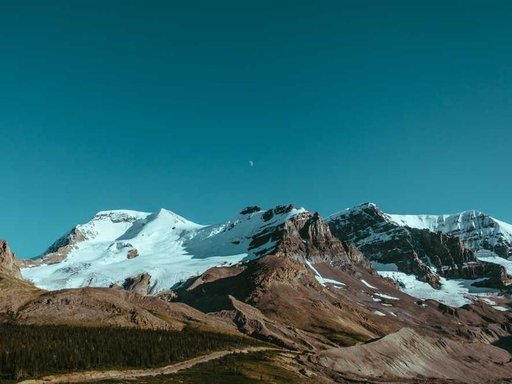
[18,346,276,384]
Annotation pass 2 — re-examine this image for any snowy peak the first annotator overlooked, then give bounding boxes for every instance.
[387,210,489,232]
[77,209,151,242]
[328,202,379,218]
[328,202,388,228]
[152,208,201,227]
[327,203,512,306]
[386,210,512,259]
[23,204,337,293]
[117,208,203,242]
[182,204,308,259]
[329,203,512,259]
[386,213,450,230]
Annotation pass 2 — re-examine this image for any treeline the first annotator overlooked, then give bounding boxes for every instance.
[0,324,257,380]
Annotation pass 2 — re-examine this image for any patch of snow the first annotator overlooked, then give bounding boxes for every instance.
[374,293,399,300]
[375,269,500,307]
[480,297,497,306]
[374,310,386,316]
[305,261,345,287]
[361,279,377,289]
[494,219,512,243]
[323,278,346,286]
[387,213,449,230]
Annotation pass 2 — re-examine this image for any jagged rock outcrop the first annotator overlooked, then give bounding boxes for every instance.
[39,227,87,265]
[0,240,22,279]
[410,228,510,287]
[239,205,262,215]
[127,248,139,259]
[327,203,510,289]
[122,273,153,295]
[250,207,371,270]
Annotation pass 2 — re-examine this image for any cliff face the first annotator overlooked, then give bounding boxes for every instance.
[250,207,371,270]
[327,204,510,289]
[389,210,512,259]
[0,240,22,279]
[411,228,510,286]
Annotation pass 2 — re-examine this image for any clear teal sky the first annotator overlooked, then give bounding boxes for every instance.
[1,0,512,258]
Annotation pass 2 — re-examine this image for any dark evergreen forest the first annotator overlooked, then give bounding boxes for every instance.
[0,324,257,380]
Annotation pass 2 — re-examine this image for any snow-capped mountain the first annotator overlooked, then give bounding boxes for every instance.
[388,210,512,259]
[20,202,512,309]
[327,203,512,306]
[328,203,512,272]
[22,205,362,293]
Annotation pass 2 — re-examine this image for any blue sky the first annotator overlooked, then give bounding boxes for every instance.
[1,0,512,258]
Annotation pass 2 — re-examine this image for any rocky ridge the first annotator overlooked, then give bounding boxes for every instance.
[327,203,511,289]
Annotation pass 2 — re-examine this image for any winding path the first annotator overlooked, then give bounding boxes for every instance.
[18,346,275,383]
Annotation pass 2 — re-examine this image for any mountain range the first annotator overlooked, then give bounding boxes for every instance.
[21,203,512,305]
[2,202,512,383]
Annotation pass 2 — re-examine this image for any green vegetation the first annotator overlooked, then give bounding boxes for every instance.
[0,324,259,381]
[94,351,304,384]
